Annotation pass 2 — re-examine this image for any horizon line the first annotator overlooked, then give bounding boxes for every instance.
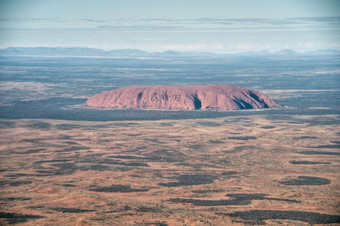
[1,46,340,55]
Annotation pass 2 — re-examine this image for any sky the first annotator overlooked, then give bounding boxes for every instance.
[0,0,340,53]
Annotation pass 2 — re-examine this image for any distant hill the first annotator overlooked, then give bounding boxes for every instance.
[0,47,339,58]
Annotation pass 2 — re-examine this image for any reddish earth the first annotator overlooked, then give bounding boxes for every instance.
[85,84,280,110]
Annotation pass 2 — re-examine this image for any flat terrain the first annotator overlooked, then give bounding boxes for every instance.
[0,114,339,225]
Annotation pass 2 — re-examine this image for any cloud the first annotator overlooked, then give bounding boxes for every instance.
[0,17,66,23]
[81,18,109,23]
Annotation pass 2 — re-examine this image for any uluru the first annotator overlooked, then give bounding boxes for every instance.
[85,84,280,111]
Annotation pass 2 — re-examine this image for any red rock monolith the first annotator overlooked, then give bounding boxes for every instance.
[85,84,280,111]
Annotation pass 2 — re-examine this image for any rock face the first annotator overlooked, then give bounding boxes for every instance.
[85,84,280,111]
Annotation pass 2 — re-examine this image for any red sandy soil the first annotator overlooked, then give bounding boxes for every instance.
[0,115,339,225]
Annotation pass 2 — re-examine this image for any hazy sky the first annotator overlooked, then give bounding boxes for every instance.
[1,0,340,53]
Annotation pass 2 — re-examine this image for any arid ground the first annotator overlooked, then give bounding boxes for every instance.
[0,114,339,225]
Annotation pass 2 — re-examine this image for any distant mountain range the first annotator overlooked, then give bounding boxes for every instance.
[1,47,340,57]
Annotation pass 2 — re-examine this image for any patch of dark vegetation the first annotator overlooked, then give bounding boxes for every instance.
[216,158,230,165]
[33,162,77,176]
[145,149,186,163]
[196,121,221,127]
[331,140,340,144]
[18,148,46,154]
[27,205,45,209]
[90,185,148,193]
[294,136,317,139]
[158,174,217,187]
[290,160,330,165]
[127,134,142,137]
[50,207,94,213]
[99,159,149,167]
[306,116,340,126]
[61,184,76,187]
[112,122,139,127]
[224,117,252,123]
[228,136,256,140]
[83,164,110,171]
[0,212,45,224]
[152,149,175,156]
[0,197,31,201]
[209,140,224,144]
[188,144,204,149]
[125,146,147,153]
[64,141,78,145]
[218,210,340,225]
[59,135,72,139]
[279,176,331,186]
[298,151,340,156]
[25,121,51,130]
[192,189,223,194]
[0,120,15,128]
[220,171,238,178]
[55,146,88,152]
[135,222,168,226]
[5,173,29,178]
[159,122,173,127]
[35,159,72,163]
[3,180,33,186]
[174,162,196,167]
[136,206,162,213]
[312,144,340,149]
[51,163,76,169]
[145,138,164,144]
[109,155,147,160]
[261,126,275,129]
[21,138,41,143]
[170,193,300,206]
[226,146,252,153]
[89,124,111,129]
[55,123,84,130]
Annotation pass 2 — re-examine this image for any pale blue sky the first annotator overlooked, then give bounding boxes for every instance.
[1,0,340,53]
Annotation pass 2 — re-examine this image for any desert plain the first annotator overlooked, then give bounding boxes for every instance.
[0,113,339,225]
